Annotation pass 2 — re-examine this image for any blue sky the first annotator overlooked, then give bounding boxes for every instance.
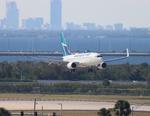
[0,0,150,28]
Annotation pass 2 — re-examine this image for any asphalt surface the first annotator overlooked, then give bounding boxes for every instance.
[0,100,150,111]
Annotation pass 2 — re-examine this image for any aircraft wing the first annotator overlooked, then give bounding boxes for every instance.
[30,56,63,62]
[104,49,129,62]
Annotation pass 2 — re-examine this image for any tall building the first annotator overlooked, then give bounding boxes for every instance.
[66,23,82,30]
[50,0,62,30]
[114,23,123,31]
[0,19,6,29]
[83,23,97,30]
[6,1,19,29]
[105,25,113,31]
[0,20,2,29]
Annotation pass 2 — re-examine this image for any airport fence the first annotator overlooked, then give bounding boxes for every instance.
[0,82,150,96]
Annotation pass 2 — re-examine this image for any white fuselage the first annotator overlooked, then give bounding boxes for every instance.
[63,52,104,68]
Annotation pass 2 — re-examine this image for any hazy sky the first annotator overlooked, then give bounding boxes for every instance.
[0,0,150,27]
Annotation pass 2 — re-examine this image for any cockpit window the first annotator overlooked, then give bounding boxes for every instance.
[97,55,102,57]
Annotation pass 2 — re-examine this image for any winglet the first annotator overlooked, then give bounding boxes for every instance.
[126,48,129,57]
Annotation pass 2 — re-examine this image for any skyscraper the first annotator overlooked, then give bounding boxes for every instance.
[50,0,62,30]
[6,1,19,29]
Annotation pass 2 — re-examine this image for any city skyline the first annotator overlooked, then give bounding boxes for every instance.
[0,0,150,28]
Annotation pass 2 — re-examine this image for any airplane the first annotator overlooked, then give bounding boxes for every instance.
[60,32,129,72]
[60,33,129,72]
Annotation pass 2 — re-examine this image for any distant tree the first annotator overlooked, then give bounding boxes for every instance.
[114,100,131,116]
[97,108,112,116]
[141,63,149,68]
[102,80,110,87]
[0,108,11,116]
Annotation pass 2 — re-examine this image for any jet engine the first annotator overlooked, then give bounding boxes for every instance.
[97,62,107,69]
[67,62,78,69]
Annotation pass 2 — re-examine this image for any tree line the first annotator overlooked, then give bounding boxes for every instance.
[0,61,149,81]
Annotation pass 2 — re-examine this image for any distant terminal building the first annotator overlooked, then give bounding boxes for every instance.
[105,25,113,31]
[130,27,149,33]
[22,18,44,30]
[0,19,7,29]
[83,23,97,30]
[0,20,2,29]
[50,0,62,31]
[97,25,104,30]
[6,1,19,29]
[65,23,83,30]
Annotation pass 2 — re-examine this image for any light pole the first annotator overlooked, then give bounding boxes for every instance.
[58,103,62,116]
[33,98,38,114]
[41,106,43,116]
[132,106,134,116]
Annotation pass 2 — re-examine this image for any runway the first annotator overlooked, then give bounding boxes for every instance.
[0,100,150,111]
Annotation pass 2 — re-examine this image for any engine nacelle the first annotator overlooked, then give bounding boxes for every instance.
[98,62,107,69]
[67,62,77,69]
